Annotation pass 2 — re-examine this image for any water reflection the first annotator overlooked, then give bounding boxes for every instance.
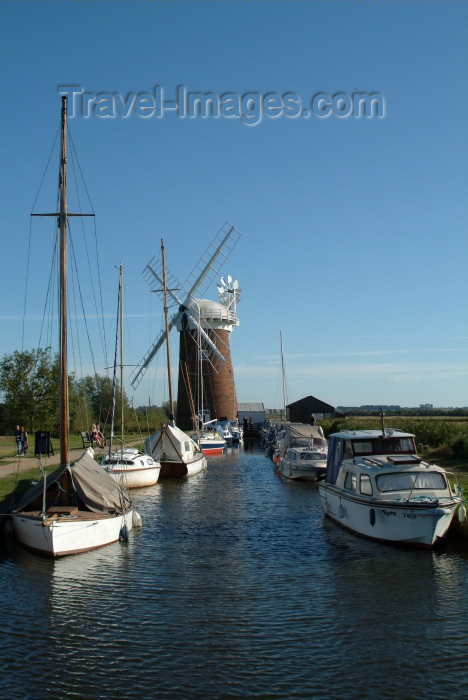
[1,445,467,699]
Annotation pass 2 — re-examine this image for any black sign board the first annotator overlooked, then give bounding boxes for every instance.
[34,430,54,457]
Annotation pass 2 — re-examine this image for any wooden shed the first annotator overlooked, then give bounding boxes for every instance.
[286,396,335,423]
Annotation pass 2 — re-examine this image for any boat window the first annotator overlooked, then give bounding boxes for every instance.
[313,438,328,449]
[333,440,344,468]
[287,450,297,460]
[360,474,373,496]
[352,437,417,456]
[291,438,311,448]
[300,452,326,461]
[376,472,446,492]
[343,440,353,459]
[184,441,190,452]
[344,471,357,492]
[352,441,374,455]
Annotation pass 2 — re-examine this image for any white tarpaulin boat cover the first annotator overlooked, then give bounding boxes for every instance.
[13,448,132,515]
[145,423,203,463]
[279,423,326,458]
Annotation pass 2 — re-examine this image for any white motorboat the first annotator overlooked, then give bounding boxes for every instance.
[217,420,233,445]
[196,420,226,455]
[145,422,207,477]
[11,97,137,557]
[277,423,328,481]
[229,419,243,443]
[272,428,286,465]
[318,425,463,548]
[198,432,226,456]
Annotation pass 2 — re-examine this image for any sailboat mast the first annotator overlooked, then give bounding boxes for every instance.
[120,264,124,446]
[161,239,174,418]
[59,96,69,466]
[280,330,287,421]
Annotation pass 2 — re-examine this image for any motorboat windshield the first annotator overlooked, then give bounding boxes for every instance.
[291,437,327,449]
[376,471,447,492]
[299,452,327,461]
[349,435,416,456]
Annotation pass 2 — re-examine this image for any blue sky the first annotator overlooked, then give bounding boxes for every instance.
[1,1,467,411]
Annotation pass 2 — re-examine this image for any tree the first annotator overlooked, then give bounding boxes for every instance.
[0,349,59,432]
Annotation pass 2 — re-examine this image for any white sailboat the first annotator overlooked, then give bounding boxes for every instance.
[11,96,137,556]
[102,265,161,488]
[144,239,207,477]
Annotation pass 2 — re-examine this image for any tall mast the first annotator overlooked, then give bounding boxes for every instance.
[161,239,174,419]
[280,330,287,421]
[120,264,124,446]
[59,96,69,466]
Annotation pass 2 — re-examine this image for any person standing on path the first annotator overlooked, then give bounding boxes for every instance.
[20,427,28,456]
[14,425,22,455]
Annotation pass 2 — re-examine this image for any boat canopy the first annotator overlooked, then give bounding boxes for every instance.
[279,423,326,458]
[13,449,132,515]
[145,423,203,463]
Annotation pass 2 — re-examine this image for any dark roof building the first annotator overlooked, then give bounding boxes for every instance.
[286,395,335,422]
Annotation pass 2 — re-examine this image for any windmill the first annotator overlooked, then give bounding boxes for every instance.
[130,221,242,430]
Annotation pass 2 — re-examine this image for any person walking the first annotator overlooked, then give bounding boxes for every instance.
[20,426,28,456]
[14,425,22,455]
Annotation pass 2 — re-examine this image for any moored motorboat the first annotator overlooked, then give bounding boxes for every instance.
[318,425,463,548]
[229,419,243,443]
[277,423,328,481]
[198,433,226,455]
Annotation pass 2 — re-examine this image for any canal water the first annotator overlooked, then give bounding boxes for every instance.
[1,443,467,699]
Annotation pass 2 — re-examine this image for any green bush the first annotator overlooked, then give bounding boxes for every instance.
[320,416,468,455]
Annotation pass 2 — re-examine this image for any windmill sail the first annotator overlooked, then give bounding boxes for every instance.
[130,221,241,389]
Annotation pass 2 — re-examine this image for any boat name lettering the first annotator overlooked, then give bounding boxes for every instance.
[381,509,397,517]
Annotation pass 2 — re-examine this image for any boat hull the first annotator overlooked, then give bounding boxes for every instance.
[318,483,459,548]
[159,454,207,478]
[277,458,326,481]
[201,446,225,456]
[105,465,161,489]
[11,509,134,557]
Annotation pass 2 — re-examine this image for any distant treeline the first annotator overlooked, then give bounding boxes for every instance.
[0,349,172,438]
[338,408,468,417]
[319,416,468,458]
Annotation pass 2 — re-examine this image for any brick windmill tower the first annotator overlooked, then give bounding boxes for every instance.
[130,222,242,431]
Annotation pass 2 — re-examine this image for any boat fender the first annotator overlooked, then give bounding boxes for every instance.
[323,501,330,515]
[458,504,466,525]
[370,508,376,527]
[337,504,346,519]
[133,510,143,529]
[119,524,130,542]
